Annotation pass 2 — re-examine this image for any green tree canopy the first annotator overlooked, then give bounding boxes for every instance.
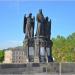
[52,32,75,62]
[0,50,4,62]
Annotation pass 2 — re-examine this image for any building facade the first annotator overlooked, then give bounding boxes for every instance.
[4,47,26,64]
[3,49,12,63]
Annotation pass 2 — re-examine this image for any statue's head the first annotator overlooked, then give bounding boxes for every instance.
[39,9,42,14]
[29,13,32,17]
[46,17,48,21]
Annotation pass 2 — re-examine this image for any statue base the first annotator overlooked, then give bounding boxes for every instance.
[34,57,39,63]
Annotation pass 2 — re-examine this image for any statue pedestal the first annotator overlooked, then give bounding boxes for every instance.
[23,35,53,63]
[23,39,29,63]
[34,57,39,63]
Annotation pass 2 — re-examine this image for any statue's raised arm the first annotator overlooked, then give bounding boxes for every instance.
[23,14,27,34]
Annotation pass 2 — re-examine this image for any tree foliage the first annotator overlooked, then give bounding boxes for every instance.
[0,50,4,62]
[52,32,75,62]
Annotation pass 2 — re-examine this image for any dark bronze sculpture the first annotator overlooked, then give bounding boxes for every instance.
[23,9,51,38]
[36,9,51,38]
[36,9,45,36]
[44,17,51,38]
[23,13,35,38]
[23,10,53,63]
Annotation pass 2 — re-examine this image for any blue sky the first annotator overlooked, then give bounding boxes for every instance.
[0,1,75,49]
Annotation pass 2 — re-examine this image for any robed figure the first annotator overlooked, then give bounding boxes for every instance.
[36,9,45,36]
[44,17,51,38]
[23,13,35,39]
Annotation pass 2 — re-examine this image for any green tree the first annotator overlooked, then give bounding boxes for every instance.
[0,50,4,62]
[52,32,75,62]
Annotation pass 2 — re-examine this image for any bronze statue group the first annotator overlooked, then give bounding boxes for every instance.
[23,9,51,39]
[23,9,53,62]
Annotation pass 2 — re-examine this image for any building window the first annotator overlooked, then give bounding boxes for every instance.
[19,61,20,63]
[19,57,20,59]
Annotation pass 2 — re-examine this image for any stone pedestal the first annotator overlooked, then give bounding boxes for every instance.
[23,38,35,63]
[34,37,40,63]
[23,39,29,63]
[34,57,39,63]
[34,36,53,63]
[23,35,53,63]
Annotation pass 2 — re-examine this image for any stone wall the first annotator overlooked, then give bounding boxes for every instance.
[0,62,75,74]
[0,63,59,74]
